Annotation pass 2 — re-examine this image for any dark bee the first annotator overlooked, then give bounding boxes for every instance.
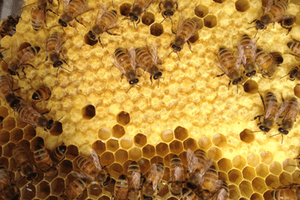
[127,0,153,26]
[50,143,67,165]
[61,175,86,200]
[159,0,178,23]
[127,161,142,200]
[142,163,164,200]
[0,15,20,39]
[0,116,3,122]
[181,188,200,200]
[271,188,297,200]
[114,174,129,200]
[0,163,20,200]
[12,145,38,181]
[256,49,278,78]
[169,155,184,196]
[34,145,57,177]
[32,86,51,101]
[0,74,21,109]
[283,66,300,81]
[279,15,296,34]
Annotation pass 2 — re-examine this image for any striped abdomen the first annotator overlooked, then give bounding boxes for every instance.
[0,75,13,101]
[135,48,155,73]
[99,10,118,30]
[265,92,278,117]
[46,32,61,52]
[31,6,45,31]
[262,2,288,24]
[68,0,87,19]
[176,18,201,43]
[287,42,300,57]
[256,49,276,77]
[17,102,48,128]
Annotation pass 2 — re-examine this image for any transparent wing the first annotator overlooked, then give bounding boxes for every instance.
[284,99,299,122]
[147,164,157,183]
[71,170,94,181]
[149,43,158,65]
[174,166,182,180]
[281,15,295,21]
[95,2,107,24]
[90,149,102,171]
[176,16,187,36]
[236,43,246,67]
[200,159,213,176]
[216,56,229,76]
[265,96,277,119]
[111,55,126,74]
[214,188,228,200]
[264,0,273,13]
[187,148,198,173]
[62,0,70,10]
[131,172,141,189]
[128,47,136,70]
[249,39,257,60]
[275,101,288,121]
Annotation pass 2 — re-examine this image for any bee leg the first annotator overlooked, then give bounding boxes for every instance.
[106,31,119,36]
[175,1,178,10]
[46,9,58,16]
[249,19,257,24]
[74,18,86,27]
[187,41,192,52]
[158,2,162,12]
[215,73,225,78]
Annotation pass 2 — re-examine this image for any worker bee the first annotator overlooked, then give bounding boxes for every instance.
[200,165,222,198]
[0,15,20,39]
[271,188,297,200]
[0,164,20,200]
[135,44,163,84]
[237,34,257,77]
[212,181,229,200]
[50,143,67,165]
[12,145,38,181]
[126,0,153,26]
[279,15,296,34]
[283,66,300,81]
[85,3,119,46]
[34,145,57,177]
[256,49,278,78]
[170,17,202,59]
[61,175,86,200]
[254,92,279,133]
[159,0,178,23]
[7,42,40,77]
[169,155,184,196]
[287,41,300,58]
[181,188,200,200]
[32,86,51,101]
[127,161,142,200]
[142,163,165,200]
[114,174,129,200]
[0,75,22,109]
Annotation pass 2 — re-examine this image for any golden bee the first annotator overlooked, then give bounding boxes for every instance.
[127,161,142,200]
[34,145,58,177]
[114,174,129,200]
[142,163,165,200]
[50,143,67,165]
[287,41,300,57]
[254,92,279,133]
[279,15,296,34]
[127,0,153,26]
[200,165,222,198]
[0,15,20,39]
[271,188,297,200]
[135,44,163,84]
[61,176,86,200]
[32,86,51,101]
[169,155,184,196]
[7,42,40,77]
[211,181,229,200]
[12,145,38,181]
[181,188,200,200]
[237,34,257,77]
[0,164,20,200]
[283,66,300,81]
[159,0,178,23]
[255,49,278,78]
[85,3,119,46]
[0,74,21,109]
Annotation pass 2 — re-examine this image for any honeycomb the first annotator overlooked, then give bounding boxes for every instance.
[0,0,300,199]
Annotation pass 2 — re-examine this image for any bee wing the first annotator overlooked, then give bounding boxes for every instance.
[90,149,102,171]
[281,15,296,21]
[131,172,141,189]
[128,47,137,70]
[249,39,257,60]
[174,165,183,180]
[284,99,300,122]
[216,59,229,76]
[176,17,187,36]
[95,2,108,24]
[213,188,228,200]
[264,0,273,13]
[111,55,126,74]
[71,170,93,181]
[147,164,157,184]
[200,159,213,176]
[187,148,198,173]
[236,43,246,67]
[62,0,70,10]
[275,100,289,121]
[149,43,158,65]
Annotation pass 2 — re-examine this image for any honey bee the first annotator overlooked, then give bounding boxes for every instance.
[170,17,202,59]
[142,163,165,200]
[50,143,67,165]
[12,145,38,181]
[211,181,229,200]
[287,41,300,58]
[127,0,154,26]
[32,86,51,101]
[61,176,86,200]
[127,161,142,200]
[85,3,119,46]
[181,188,200,200]
[7,42,40,77]
[269,52,283,65]
[255,49,278,78]
[159,0,178,23]
[283,66,300,81]
[200,165,222,198]
[0,164,20,200]
[271,188,297,200]
[169,155,184,196]
[279,15,296,34]
[135,44,163,84]
[114,174,129,200]
[0,75,21,109]
[237,34,257,77]
[254,92,279,133]
[34,145,58,177]
[0,15,20,39]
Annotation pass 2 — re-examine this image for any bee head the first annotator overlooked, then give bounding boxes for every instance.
[255,20,265,30]
[163,10,174,17]
[32,92,40,100]
[261,14,271,25]
[88,30,96,40]
[154,72,162,80]
[129,78,139,85]
[85,31,98,46]
[129,13,139,22]
[245,70,256,77]
[279,128,289,135]
[171,44,181,52]
[47,119,54,130]
[7,68,17,76]
[284,18,294,26]
[53,61,63,68]
[259,125,270,133]
[58,18,68,27]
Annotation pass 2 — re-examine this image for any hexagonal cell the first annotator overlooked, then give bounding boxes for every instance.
[250,193,263,200]
[239,181,253,198]
[78,189,88,200]
[240,129,255,143]
[260,151,273,164]
[194,4,208,18]
[256,163,269,178]
[66,145,79,160]
[247,153,260,167]
[167,197,178,200]
[229,184,240,200]
[98,127,111,140]
[107,138,119,152]
[235,0,250,12]
[17,139,31,152]
[183,138,198,151]
[50,121,63,136]
[138,158,150,174]
[213,0,226,3]
[30,137,44,151]
[24,126,36,140]
[0,107,8,119]
[218,171,229,182]
[174,126,188,141]
[163,153,176,167]
[207,147,222,161]
[82,104,96,119]
[120,136,133,149]
[101,152,115,166]
[3,142,16,157]
[198,136,212,150]
[0,157,9,169]
[0,130,9,145]
[243,80,258,94]
[242,166,256,181]
[143,144,155,159]
[2,117,15,131]
[169,140,183,154]
[51,177,65,196]
[10,128,23,143]
[22,183,36,200]
[204,15,217,28]
[279,172,293,185]
[228,169,243,185]
[150,23,164,36]
[157,183,169,198]
[109,163,123,179]
[142,12,155,26]
[263,191,273,200]
[115,149,128,164]
[212,134,227,147]
[156,142,169,157]
[46,196,58,200]
[292,170,300,184]
[120,3,131,16]
[265,174,280,188]
[188,32,199,44]
[37,181,50,199]
[112,124,125,138]
[252,177,267,194]
[89,183,102,197]
[16,117,27,128]
[59,160,73,178]
[282,158,296,173]
[218,158,232,172]
[99,196,111,200]
[234,155,248,171]
[134,133,147,147]
[92,140,106,155]
[161,129,173,143]
[117,111,130,126]
[129,147,142,161]
[151,156,164,165]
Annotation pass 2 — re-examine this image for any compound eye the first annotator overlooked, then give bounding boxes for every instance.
[278,128,284,133]
[134,16,138,21]
[129,80,134,85]
[246,73,252,77]
[154,72,162,80]
[260,126,265,131]
[59,19,67,27]
[232,80,238,85]
[251,71,256,75]
[284,130,289,135]
[176,46,181,51]
[134,79,139,83]
[172,44,176,49]
[164,11,168,15]
[170,11,174,15]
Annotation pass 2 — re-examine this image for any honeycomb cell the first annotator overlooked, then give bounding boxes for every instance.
[239,181,253,198]
[0,107,8,118]
[3,142,16,157]
[142,12,155,26]
[78,189,88,200]
[198,136,212,150]
[107,138,119,152]
[240,129,255,143]
[59,160,73,178]
[109,163,123,179]
[265,174,280,188]
[99,196,111,200]
[161,129,173,142]
[213,0,226,3]
[2,117,15,131]
[164,153,176,167]
[169,140,183,154]
[17,139,31,152]
[0,157,8,169]
[10,128,23,143]
[30,137,44,151]
[279,172,293,185]
[16,117,28,128]
[120,136,133,149]
[120,3,131,16]
[0,130,9,145]
[157,183,169,198]
[235,0,250,12]
[151,156,164,165]
[294,84,300,98]
[243,80,258,94]
[207,147,222,161]
[260,151,273,164]
[243,166,256,181]
[24,126,36,140]
[117,111,130,126]
[292,170,300,184]
[46,196,58,200]
[218,158,232,172]
[138,158,150,174]
[263,191,273,200]
[229,184,240,200]
[143,144,155,159]
[134,133,147,147]
[174,126,188,141]
[252,177,267,194]
[219,171,229,182]
[92,140,106,155]
[212,134,227,147]
[150,23,164,36]
[82,104,96,119]
[228,169,243,185]
[194,4,208,18]
[247,153,260,167]
[167,198,178,200]
[50,121,63,136]
[101,152,115,166]
[37,181,50,199]
[282,158,296,173]
[183,138,197,151]
[156,142,169,157]
[188,32,199,43]
[112,124,125,138]
[98,127,111,140]
[51,178,65,196]
[250,193,263,200]
[204,15,217,28]
[89,183,102,197]
[115,149,128,164]
[22,183,36,200]
[256,163,269,178]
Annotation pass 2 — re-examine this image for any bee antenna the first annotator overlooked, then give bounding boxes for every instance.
[160,18,166,24]
[126,86,133,93]
[269,133,281,138]
[254,29,259,38]
[246,26,256,30]
[280,73,289,79]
